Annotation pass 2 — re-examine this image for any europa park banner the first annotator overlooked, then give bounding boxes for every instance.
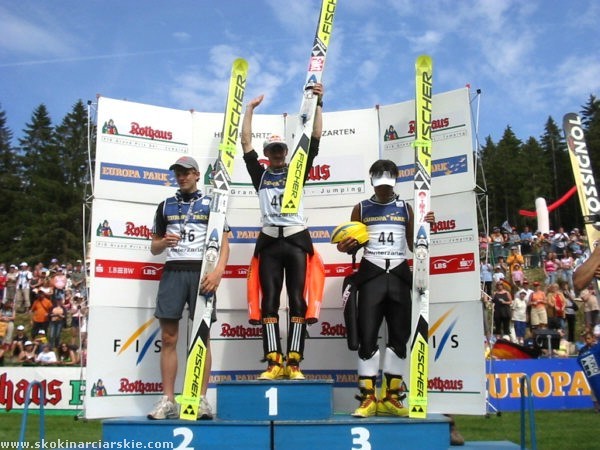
[85,88,485,418]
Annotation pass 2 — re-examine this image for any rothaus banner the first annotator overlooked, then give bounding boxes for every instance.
[86,88,484,418]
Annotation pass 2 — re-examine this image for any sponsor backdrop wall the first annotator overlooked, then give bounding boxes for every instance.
[1,360,594,414]
[85,88,486,418]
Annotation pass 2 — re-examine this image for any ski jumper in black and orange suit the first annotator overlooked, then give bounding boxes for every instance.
[243,137,319,361]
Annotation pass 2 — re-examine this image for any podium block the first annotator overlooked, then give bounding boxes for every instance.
[274,415,451,450]
[103,417,271,450]
[217,379,333,420]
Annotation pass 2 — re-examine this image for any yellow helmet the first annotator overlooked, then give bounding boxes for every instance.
[330,221,369,244]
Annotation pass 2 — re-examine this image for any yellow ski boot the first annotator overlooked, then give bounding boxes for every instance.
[285,351,305,380]
[258,352,285,380]
[377,373,409,417]
[352,377,377,418]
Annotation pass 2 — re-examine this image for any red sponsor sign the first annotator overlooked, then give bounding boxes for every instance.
[95,259,163,280]
[94,253,474,282]
[430,253,475,274]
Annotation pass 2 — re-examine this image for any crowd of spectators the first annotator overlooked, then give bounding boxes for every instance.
[0,258,88,366]
[480,224,599,356]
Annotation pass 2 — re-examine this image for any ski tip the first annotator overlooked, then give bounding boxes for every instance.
[562,112,578,123]
[415,55,432,68]
[233,58,249,71]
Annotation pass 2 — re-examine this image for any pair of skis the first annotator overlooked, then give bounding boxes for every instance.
[563,113,600,291]
[178,58,248,420]
[409,55,433,419]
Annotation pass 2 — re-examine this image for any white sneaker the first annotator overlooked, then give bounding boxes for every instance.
[147,395,178,420]
[198,396,213,420]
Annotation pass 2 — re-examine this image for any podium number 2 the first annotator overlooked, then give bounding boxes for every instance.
[265,387,278,416]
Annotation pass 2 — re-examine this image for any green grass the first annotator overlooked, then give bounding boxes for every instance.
[0,409,598,449]
[455,410,598,450]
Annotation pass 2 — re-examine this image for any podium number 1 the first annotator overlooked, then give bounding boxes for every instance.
[265,387,278,416]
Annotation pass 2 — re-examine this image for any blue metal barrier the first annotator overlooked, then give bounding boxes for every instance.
[18,380,46,450]
[519,375,537,450]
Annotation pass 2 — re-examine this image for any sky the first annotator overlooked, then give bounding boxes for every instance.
[1,0,599,146]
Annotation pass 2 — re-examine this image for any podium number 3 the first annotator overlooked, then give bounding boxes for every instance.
[351,426,371,450]
[265,387,278,416]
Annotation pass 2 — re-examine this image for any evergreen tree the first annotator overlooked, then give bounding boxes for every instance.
[0,105,21,263]
[53,100,91,262]
[16,104,60,262]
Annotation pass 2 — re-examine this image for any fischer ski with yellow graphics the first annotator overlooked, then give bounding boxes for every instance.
[563,113,600,290]
[280,0,336,214]
[409,55,433,419]
[178,58,248,421]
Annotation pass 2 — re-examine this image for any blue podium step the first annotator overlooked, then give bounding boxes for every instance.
[217,379,333,420]
[275,414,451,450]
[103,417,271,450]
[102,414,453,450]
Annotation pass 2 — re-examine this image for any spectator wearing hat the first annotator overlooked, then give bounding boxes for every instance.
[507,246,524,274]
[519,226,534,268]
[18,340,37,364]
[496,256,509,277]
[36,343,57,365]
[30,291,53,337]
[15,262,33,313]
[511,290,529,345]
[551,227,569,257]
[510,263,524,289]
[492,265,505,288]
[529,282,548,330]
[10,324,28,359]
[490,227,505,264]
[49,258,60,272]
[568,230,583,254]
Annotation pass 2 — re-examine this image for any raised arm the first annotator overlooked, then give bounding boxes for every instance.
[311,83,324,139]
[241,95,264,154]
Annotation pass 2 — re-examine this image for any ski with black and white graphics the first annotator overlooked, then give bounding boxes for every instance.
[563,113,600,290]
[280,0,337,214]
[409,55,433,419]
[179,58,248,421]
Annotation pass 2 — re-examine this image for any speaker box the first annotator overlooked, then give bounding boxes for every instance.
[533,329,561,350]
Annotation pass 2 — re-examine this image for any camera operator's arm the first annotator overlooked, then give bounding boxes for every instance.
[574,245,600,292]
